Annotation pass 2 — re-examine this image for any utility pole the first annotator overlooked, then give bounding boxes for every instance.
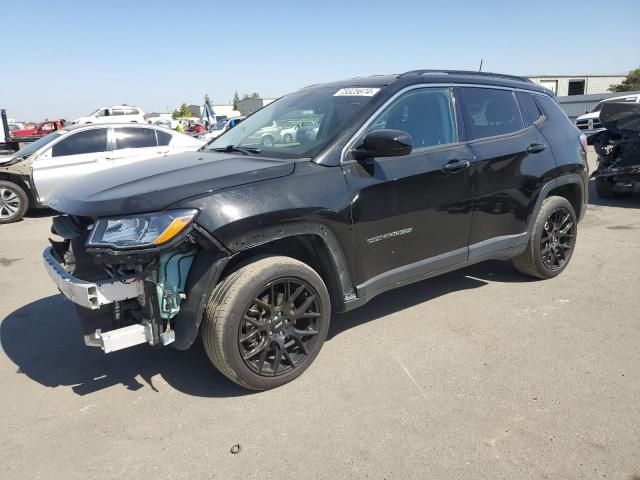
[478,59,483,72]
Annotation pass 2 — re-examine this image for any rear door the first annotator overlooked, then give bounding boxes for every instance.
[459,87,556,258]
[31,128,111,202]
[343,86,475,294]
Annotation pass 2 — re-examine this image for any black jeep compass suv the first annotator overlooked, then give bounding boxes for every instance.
[44,70,589,390]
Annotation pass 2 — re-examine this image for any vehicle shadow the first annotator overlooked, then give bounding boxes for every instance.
[588,178,640,208]
[25,208,56,219]
[0,295,250,398]
[1,260,530,397]
[329,259,530,339]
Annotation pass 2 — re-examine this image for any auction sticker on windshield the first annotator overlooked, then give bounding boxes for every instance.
[334,88,380,96]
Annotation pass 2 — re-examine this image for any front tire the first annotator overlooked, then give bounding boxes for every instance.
[202,256,331,390]
[513,196,577,279]
[0,181,29,224]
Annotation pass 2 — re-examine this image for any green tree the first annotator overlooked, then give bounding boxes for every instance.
[172,102,191,119]
[243,92,261,99]
[608,67,640,92]
[232,91,240,110]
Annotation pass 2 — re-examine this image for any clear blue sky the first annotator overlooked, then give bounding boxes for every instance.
[2,0,639,121]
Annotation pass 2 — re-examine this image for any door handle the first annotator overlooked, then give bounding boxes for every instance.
[441,159,470,173]
[526,143,546,154]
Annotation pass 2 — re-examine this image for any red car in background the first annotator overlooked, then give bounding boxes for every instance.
[10,120,65,139]
[187,122,205,134]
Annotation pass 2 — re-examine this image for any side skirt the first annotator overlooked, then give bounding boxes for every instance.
[337,234,528,313]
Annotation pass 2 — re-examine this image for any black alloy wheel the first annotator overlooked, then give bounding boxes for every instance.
[202,255,331,390]
[540,207,576,270]
[512,195,578,279]
[239,277,322,377]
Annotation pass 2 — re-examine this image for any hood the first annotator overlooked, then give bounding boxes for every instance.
[49,151,296,217]
[576,112,599,121]
[0,154,24,167]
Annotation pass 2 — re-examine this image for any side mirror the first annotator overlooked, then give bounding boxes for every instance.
[584,110,589,114]
[352,129,412,159]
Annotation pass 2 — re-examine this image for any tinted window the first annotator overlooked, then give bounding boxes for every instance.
[366,88,456,149]
[114,128,158,149]
[462,88,524,139]
[52,129,108,157]
[112,109,125,116]
[534,94,570,122]
[156,130,172,146]
[517,92,544,124]
[124,108,139,115]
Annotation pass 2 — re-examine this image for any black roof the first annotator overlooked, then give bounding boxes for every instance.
[303,70,549,94]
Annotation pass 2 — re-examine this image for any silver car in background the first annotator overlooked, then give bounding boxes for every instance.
[0,124,203,223]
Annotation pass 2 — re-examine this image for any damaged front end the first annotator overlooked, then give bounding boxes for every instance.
[43,210,228,353]
[589,102,640,196]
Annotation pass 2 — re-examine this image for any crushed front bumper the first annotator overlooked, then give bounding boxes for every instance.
[43,247,144,309]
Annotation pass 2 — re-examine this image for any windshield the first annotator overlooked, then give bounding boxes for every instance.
[205,86,378,158]
[11,130,65,158]
[590,102,604,113]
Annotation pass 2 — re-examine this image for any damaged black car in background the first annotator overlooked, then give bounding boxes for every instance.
[589,102,640,199]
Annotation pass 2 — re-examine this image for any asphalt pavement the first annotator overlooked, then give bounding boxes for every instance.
[0,152,639,479]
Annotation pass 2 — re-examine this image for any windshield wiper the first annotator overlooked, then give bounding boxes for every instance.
[211,145,261,156]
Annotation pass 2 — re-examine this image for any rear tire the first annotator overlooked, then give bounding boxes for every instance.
[0,181,29,224]
[513,196,577,279]
[202,256,331,390]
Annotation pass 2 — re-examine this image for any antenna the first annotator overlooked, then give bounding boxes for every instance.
[478,59,483,72]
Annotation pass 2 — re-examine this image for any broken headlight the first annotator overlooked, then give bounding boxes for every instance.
[87,209,198,249]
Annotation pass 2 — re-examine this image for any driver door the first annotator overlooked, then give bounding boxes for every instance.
[342,87,475,295]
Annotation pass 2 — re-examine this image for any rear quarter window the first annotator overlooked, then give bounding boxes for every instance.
[517,91,544,124]
[533,94,570,123]
[461,87,524,139]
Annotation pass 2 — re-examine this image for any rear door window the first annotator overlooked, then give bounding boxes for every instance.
[517,91,544,124]
[156,130,172,146]
[114,128,158,149]
[365,87,457,150]
[52,129,109,157]
[461,88,524,139]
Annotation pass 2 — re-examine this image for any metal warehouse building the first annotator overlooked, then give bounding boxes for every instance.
[527,74,626,97]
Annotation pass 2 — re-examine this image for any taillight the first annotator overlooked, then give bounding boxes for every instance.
[579,134,588,155]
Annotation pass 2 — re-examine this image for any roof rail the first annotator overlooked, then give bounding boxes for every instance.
[399,69,532,83]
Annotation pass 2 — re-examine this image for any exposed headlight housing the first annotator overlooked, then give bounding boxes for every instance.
[87,209,198,249]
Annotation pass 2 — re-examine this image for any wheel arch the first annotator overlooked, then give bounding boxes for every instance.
[527,173,586,234]
[0,172,34,208]
[172,224,354,351]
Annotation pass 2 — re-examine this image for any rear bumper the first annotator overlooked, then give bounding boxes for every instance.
[42,246,144,309]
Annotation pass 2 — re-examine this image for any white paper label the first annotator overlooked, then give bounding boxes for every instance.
[333,88,380,97]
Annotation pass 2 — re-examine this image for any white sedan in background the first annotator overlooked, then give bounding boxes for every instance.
[0,123,203,223]
[197,117,245,142]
